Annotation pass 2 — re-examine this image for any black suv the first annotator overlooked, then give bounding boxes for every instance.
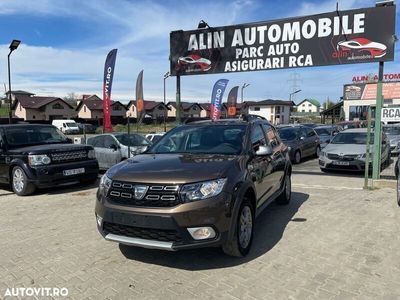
[95,117,291,256]
[0,124,99,196]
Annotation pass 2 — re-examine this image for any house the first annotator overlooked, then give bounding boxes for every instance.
[76,95,127,120]
[126,100,168,120]
[296,99,321,113]
[2,90,35,105]
[167,101,203,118]
[13,95,75,121]
[245,100,294,124]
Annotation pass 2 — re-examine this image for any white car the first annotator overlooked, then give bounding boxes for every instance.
[145,133,165,143]
[337,38,387,58]
[52,119,79,134]
[177,54,212,72]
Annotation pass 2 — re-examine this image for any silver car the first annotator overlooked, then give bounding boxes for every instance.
[383,124,400,154]
[319,128,390,172]
[87,133,151,170]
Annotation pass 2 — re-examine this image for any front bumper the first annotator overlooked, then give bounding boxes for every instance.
[95,191,232,251]
[27,159,99,187]
[319,156,370,171]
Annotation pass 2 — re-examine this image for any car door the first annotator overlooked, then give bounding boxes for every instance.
[103,135,122,168]
[248,123,274,208]
[306,127,319,157]
[0,132,9,183]
[298,127,309,156]
[88,136,106,169]
[263,124,285,194]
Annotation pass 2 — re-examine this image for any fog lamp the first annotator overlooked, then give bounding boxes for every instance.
[187,227,216,240]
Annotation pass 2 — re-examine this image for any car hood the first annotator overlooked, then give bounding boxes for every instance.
[8,143,92,155]
[109,153,238,184]
[323,143,372,155]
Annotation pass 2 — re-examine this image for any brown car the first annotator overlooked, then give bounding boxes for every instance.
[95,116,292,256]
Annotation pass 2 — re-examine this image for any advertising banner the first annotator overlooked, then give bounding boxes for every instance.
[382,107,400,123]
[170,5,395,76]
[227,86,239,117]
[103,49,117,132]
[343,81,400,100]
[136,70,145,123]
[210,79,229,120]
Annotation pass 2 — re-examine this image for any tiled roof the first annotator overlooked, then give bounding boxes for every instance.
[13,95,73,109]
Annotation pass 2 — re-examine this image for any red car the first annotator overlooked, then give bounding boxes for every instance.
[176,54,211,72]
[337,38,387,58]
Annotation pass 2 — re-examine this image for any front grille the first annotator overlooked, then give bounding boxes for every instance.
[327,153,358,161]
[108,181,181,207]
[103,222,182,242]
[51,150,88,163]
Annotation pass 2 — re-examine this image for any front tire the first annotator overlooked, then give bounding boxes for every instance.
[223,198,254,257]
[11,166,36,196]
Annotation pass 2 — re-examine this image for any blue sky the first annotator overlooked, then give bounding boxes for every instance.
[0,0,398,104]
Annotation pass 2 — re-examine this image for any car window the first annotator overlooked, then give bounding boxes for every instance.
[300,128,307,138]
[263,124,280,148]
[307,128,316,137]
[251,124,266,149]
[104,136,117,148]
[331,132,374,145]
[277,128,297,141]
[92,136,105,148]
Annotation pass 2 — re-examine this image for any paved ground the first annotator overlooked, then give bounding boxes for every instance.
[0,158,399,299]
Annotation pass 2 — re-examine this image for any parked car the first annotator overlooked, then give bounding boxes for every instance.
[314,125,342,149]
[383,124,400,155]
[87,133,151,170]
[277,125,320,164]
[95,117,292,257]
[301,123,324,128]
[77,123,97,134]
[145,132,165,143]
[0,124,98,196]
[319,128,390,172]
[52,119,80,134]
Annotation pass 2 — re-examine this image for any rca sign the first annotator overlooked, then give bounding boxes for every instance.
[382,107,400,123]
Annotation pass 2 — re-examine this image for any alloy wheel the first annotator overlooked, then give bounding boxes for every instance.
[239,206,253,249]
[13,168,25,193]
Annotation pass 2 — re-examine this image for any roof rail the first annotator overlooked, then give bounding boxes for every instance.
[240,114,267,122]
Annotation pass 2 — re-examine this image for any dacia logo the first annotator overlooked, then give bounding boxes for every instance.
[134,185,148,200]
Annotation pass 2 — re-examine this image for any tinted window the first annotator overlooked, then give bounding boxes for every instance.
[307,128,316,137]
[89,136,105,148]
[115,134,150,146]
[383,126,400,135]
[4,126,68,147]
[315,128,332,136]
[263,124,279,148]
[251,125,266,148]
[104,136,117,148]
[277,128,297,141]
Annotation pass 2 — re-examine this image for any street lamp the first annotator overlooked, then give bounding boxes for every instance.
[163,71,170,132]
[241,83,250,103]
[289,89,301,102]
[8,39,21,124]
[198,20,210,29]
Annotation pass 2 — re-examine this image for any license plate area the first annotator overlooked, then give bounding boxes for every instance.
[332,161,350,166]
[63,168,85,176]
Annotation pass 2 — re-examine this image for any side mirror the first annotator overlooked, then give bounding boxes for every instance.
[109,144,118,151]
[299,136,305,140]
[256,145,273,156]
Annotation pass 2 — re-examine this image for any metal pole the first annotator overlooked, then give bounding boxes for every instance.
[127,116,131,158]
[241,86,244,103]
[83,124,86,144]
[163,76,167,132]
[176,75,181,124]
[7,52,12,124]
[372,62,384,180]
[364,107,372,189]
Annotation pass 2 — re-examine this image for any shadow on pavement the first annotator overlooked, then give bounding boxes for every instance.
[119,191,309,270]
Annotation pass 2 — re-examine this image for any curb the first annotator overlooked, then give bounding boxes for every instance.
[371,179,396,189]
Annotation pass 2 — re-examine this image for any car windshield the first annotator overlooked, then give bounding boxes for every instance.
[66,122,77,127]
[277,128,297,140]
[331,132,374,144]
[4,126,69,147]
[315,128,332,136]
[148,124,246,155]
[115,134,150,146]
[383,126,400,135]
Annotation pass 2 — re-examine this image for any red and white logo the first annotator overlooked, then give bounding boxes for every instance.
[337,38,387,59]
[177,54,212,72]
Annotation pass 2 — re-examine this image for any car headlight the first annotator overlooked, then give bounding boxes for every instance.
[356,153,373,161]
[180,178,227,202]
[356,153,366,160]
[28,154,51,166]
[88,150,96,159]
[99,174,112,196]
[287,146,291,151]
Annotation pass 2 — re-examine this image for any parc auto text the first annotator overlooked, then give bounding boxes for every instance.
[187,13,365,72]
